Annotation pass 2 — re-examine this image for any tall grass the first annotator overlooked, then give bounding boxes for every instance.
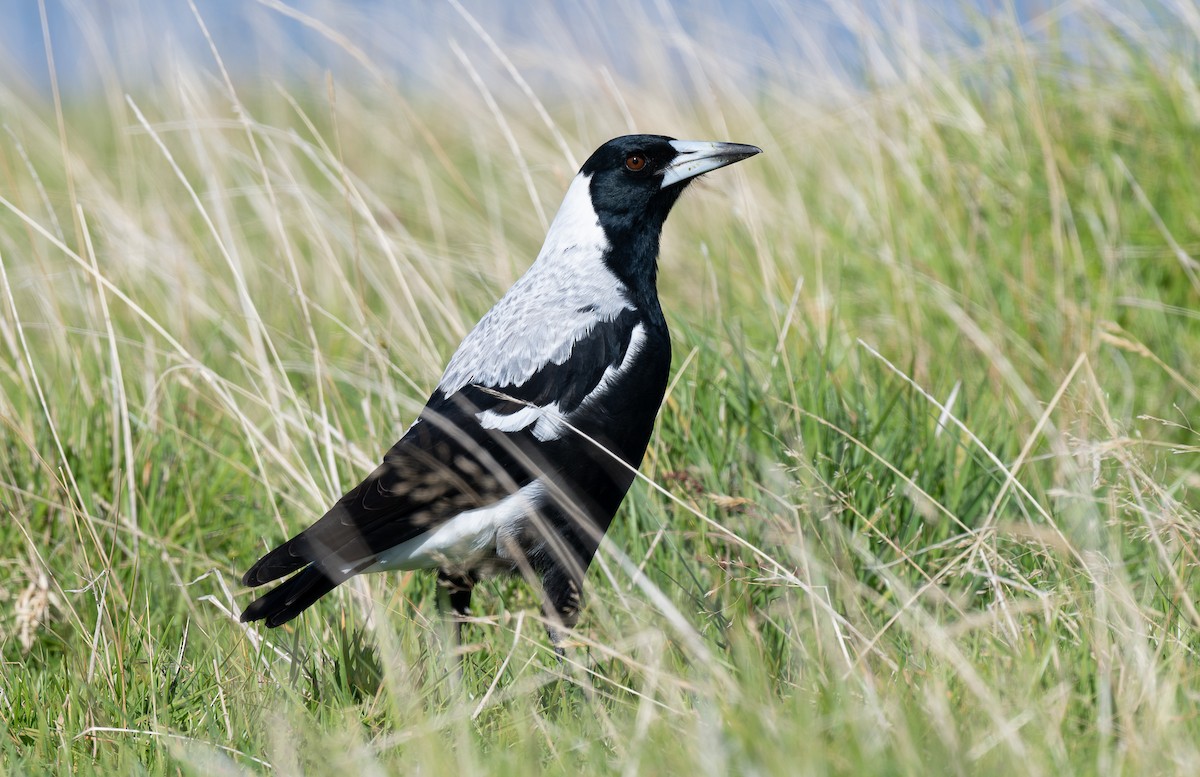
[1,1,1198,774]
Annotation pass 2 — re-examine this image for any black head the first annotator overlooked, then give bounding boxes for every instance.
[578,134,761,292]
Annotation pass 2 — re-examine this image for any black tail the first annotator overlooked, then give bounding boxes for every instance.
[242,534,313,587]
[240,565,340,627]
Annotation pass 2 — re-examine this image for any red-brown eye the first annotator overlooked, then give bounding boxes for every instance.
[625,154,647,172]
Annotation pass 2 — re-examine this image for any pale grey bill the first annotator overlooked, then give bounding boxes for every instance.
[660,140,763,189]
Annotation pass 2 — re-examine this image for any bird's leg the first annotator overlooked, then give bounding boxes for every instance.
[436,570,475,646]
[540,566,583,660]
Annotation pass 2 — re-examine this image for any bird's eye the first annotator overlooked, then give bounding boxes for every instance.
[624,154,648,172]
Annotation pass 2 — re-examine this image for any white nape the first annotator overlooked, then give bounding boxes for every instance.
[437,172,632,397]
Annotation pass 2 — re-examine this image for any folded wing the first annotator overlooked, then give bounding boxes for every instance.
[240,307,644,625]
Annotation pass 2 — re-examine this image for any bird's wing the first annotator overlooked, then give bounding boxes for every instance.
[242,307,644,586]
[459,306,644,442]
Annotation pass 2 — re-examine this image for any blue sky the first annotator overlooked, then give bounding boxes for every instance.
[0,0,1092,98]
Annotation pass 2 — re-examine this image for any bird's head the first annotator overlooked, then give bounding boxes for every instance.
[580,134,761,239]
[556,134,760,294]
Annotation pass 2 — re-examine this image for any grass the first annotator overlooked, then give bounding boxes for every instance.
[1,2,1199,774]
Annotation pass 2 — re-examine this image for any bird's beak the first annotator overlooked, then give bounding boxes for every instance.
[660,140,762,189]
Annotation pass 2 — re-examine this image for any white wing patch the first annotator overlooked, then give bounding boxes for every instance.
[476,403,567,442]
[438,173,632,396]
[472,323,647,442]
[364,481,546,573]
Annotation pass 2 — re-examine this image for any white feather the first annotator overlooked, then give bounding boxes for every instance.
[364,481,545,573]
[476,403,567,442]
[437,173,633,396]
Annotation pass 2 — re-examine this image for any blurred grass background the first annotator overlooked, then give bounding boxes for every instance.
[1,1,1199,774]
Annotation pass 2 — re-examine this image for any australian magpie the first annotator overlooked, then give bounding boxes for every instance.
[240,134,761,652]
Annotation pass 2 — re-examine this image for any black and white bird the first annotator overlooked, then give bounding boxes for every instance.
[241,135,761,652]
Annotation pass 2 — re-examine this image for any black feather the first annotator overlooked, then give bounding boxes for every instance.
[240,565,342,627]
